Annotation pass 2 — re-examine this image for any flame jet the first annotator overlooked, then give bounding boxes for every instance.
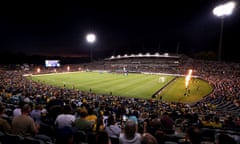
[185,69,192,88]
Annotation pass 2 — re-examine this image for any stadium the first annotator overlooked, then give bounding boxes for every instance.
[1,0,240,143]
[0,52,240,144]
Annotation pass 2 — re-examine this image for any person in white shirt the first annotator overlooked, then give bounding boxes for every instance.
[55,105,76,128]
[13,101,25,117]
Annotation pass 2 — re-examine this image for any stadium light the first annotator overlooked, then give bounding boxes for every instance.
[86,33,96,62]
[213,1,236,61]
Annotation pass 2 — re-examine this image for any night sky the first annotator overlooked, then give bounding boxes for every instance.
[0,0,239,61]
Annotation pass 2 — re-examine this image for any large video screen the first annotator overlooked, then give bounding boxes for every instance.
[45,60,60,67]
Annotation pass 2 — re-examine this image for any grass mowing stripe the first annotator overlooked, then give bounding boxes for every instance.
[123,76,175,98]
[82,74,130,88]
[108,75,168,98]
[106,74,156,92]
[90,74,152,96]
[110,77,154,97]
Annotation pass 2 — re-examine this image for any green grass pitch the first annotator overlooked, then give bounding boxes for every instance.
[28,71,213,104]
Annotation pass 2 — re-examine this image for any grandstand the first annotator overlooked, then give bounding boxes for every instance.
[84,53,182,74]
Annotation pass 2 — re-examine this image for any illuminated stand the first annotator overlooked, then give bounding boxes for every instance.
[184,69,192,96]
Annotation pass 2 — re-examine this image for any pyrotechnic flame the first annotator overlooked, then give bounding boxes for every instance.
[185,69,192,88]
[37,68,41,73]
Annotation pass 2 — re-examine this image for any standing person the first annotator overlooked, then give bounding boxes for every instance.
[119,120,141,144]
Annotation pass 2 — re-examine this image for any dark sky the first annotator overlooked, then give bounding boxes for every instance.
[0,0,240,61]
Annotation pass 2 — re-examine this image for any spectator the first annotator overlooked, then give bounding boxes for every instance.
[185,126,202,144]
[13,101,25,117]
[160,112,174,134]
[55,105,75,128]
[200,115,213,128]
[119,120,141,144]
[95,115,105,132]
[73,109,93,132]
[141,132,158,144]
[30,104,43,124]
[85,108,97,128]
[105,114,121,139]
[212,117,222,128]
[12,104,39,137]
[0,103,11,133]
[128,110,139,132]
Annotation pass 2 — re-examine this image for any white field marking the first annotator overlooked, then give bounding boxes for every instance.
[23,71,82,77]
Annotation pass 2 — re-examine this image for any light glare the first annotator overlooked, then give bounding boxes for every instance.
[86,33,96,43]
[213,1,236,17]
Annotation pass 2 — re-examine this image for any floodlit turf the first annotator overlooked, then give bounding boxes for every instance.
[157,77,213,104]
[28,71,213,103]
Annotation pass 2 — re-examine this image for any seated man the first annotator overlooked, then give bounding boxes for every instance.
[55,105,76,129]
[119,120,141,144]
[12,104,39,137]
[73,109,93,132]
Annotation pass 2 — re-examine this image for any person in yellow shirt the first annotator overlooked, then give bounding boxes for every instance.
[95,115,105,132]
[85,108,97,130]
[211,117,222,128]
[200,115,214,128]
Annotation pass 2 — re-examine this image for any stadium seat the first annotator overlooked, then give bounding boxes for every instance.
[109,137,119,144]
[1,133,24,144]
[73,130,87,144]
[201,128,215,142]
[23,137,45,144]
[164,141,178,144]
[87,132,97,144]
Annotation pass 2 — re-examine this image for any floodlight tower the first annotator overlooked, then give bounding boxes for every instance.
[213,1,236,61]
[86,33,96,62]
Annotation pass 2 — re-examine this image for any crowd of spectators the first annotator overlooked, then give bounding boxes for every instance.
[0,55,239,144]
